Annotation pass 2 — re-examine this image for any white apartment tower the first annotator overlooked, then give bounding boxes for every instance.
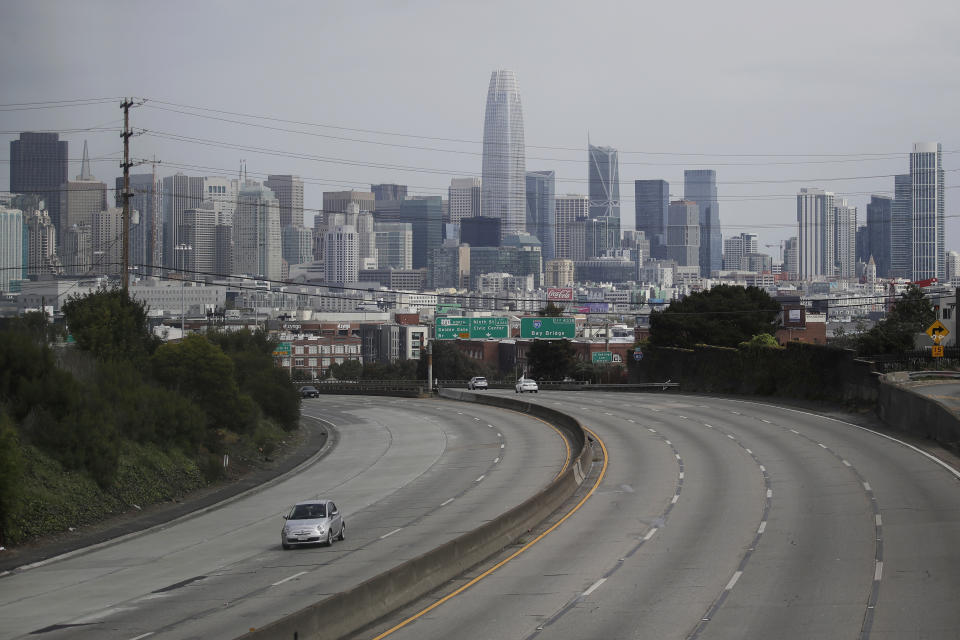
[797,188,835,279]
[833,199,857,278]
[554,194,590,260]
[325,224,359,284]
[0,208,23,293]
[91,207,124,276]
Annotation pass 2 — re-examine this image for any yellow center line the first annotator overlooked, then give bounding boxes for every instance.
[370,425,608,639]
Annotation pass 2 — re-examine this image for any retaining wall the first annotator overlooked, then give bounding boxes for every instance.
[239,390,590,640]
[876,377,960,455]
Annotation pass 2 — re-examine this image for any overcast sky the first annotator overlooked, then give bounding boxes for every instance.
[2,0,957,255]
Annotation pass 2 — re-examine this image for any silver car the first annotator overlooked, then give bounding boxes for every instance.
[281,499,345,549]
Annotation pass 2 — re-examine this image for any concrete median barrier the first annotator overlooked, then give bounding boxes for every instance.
[239,390,591,640]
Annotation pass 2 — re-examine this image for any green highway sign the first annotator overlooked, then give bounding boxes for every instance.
[435,317,509,340]
[470,317,509,339]
[520,317,576,339]
[592,351,613,363]
[435,317,471,340]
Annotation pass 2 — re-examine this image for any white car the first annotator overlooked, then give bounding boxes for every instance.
[468,376,488,390]
[515,378,539,393]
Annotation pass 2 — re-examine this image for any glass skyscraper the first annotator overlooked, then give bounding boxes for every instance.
[525,170,555,260]
[588,144,620,221]
[481,70,526,240]
[684,170,722,277]
[910,142,945,281]
[634,180,669,259]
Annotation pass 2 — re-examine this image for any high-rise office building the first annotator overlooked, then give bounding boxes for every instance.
[91,207,124,276]
[635,180,670,259]
[481,69,526,240]
[118,174,161,275]
[890,174,912,278]
[783,236,799,279]
[162,173,205,268]
[544,259,575,288]
[666,200,700,268]
[946,251,960,285]
[371,184,407,202]
[265,175,304,228]
[10,132,68,235]
[723,233,759,270]
[833,198,857,278]
[233,182,282,280]
[215,224,233,278]
[866,195,892,277]
[796,188,835,279]
[323,190,374,214]
[525,171,556,260]
[202,176,239,226]
[282,225,313,267]
[429,240,470,289]
[324,225,359,284]
[375,222,413,270]
[62,223,92,277]
[460,217,501,248]
[570,216,620,260]
[684,170,722,277]
[554,194,589,260]
[449,177,482,223]
[588,143,620,220]
[0,208,23,293]
[180,206,217,278]
[59,142,107,258]
[910,142,945,281]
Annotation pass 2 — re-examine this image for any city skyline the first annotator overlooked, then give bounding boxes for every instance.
[0,1,957,257]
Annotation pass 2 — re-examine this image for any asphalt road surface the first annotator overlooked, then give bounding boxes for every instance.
[0,396,567,640]
[367,391,960,640]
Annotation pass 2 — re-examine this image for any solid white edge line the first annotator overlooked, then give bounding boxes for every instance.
[725,398,960,480]
[128,634,154,640]
[874,561,883,581]
[380,528,402,540]
[725,570,743,590]
[757,521,767,534]
[441,498,454,507]
[582,577,607,597]
[272,570,308,586]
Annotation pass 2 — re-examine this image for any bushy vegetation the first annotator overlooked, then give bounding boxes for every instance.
[0,290,300,545]
[649,285,781,349]
[853,285,936,355]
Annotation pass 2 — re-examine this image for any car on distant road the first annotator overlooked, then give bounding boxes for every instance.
[281,499,345,549]
[515,377,539,393]
[299,385,320,398]
[468,376,488,390]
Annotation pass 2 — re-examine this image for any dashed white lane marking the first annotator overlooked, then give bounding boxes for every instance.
[874,561,884,581]
[494,457,500,464]
[818,443,828,449]
[497,432,502,437]
[380,528,403,539]
[604,412,613,416]
[272,570,308,586]
[129,634,155,640]
[582,578,607,597]
[725,570,743,590]
[727,434,736,440]
[745,448,752,454]
[628,419,635,423]
[665,439,672,445]
[757,521,767,534]
[441,498,454,506]
[675,454,682,460]
[761,419,771,424]
[863,481,872,491]
[759,465,766,472]
[644,528,658,541]
[842,459,852,467]
[671,495,679,504]
[500,444,505,449]
[789,429,799,434]
[474,417,480,421]
[704,423,714,428]
[875,514,883,526]
[679,472,685,479]
[476,475,486,482]
[731,411,741,415]
[679,415,687,420]
[457,412,463,415]
[766,489,773,498]
[487,424,494,428]
[648,428,657,433]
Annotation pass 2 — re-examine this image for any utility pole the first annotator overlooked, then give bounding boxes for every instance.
[121,99,134,293]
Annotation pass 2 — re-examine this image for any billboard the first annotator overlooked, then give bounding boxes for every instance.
[546,288,574,302]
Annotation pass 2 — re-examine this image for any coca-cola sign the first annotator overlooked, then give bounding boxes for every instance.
[546,288,573,301]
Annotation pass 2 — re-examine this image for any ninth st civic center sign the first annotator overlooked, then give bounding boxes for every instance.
[520,317,576,339]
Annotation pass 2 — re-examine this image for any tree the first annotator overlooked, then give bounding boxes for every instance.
[739,333,783,349]
[419,341,492,380]
[856,285,936,355]
[0,411,23,544]
[62,289,159,362]
[649,285,781,349]
[527,339,577,380]
[329,359,363,380]
[539,302,565,317]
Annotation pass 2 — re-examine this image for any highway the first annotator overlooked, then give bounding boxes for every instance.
[0,396,567,640]
[368,390,960,640]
